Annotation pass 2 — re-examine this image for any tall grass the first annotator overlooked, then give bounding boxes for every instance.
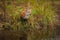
[3,0,56,40]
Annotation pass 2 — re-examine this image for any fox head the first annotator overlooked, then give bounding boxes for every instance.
[21,7,31,19]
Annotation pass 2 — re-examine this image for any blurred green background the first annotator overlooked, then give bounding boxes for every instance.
[0,0,58,40]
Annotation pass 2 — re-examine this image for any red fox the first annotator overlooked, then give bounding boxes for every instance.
[21,7,31,19]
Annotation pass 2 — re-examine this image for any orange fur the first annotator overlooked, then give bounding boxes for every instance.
[21,10,26,18]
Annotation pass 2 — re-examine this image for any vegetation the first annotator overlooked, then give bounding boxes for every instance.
[0,0,56,40]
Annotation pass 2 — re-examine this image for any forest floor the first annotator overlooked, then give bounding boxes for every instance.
[0,30,60,40]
